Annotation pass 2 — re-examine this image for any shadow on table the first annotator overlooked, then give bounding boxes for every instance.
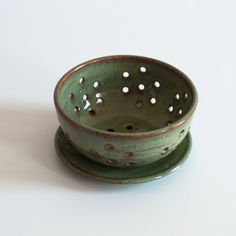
[0,104,175,192]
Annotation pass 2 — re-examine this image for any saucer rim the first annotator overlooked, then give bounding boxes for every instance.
[55,127,192,184]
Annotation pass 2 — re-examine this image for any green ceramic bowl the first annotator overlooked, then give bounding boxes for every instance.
[54,55,198,168]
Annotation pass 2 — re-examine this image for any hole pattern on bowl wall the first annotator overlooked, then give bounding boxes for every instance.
[79,77,84,85]
[175,93,180,100]
[125,162,135,167]
[83,94,88,101]
[180,129,185,137]
[66,65,192,133]
[138,84,145,91]
[150,98,156,104]
[140,66,147,73]
[124,152,134,158]
[178,109,183,116]
[72,81,184,121]
[161,147,169,155]
[168,105,174,112]
[72,75,185,119]
[122,86,129,94]
[123,72,129,78]
[96,93,101,98]
[96,97,103,105]
[74,106,80,113]
[104,144,114,151]
[69,93,74,99]
[184,93,188,100]
[154,81,160,88]
[136,100,143,108]
[107,159,117,165]
[93,81,99,88]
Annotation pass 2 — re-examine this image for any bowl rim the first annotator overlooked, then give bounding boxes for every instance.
[54,55,198,138]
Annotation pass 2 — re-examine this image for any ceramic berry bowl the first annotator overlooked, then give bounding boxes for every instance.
[54,55,198,184]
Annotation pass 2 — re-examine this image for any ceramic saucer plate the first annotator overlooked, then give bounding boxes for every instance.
[55,127,192,184]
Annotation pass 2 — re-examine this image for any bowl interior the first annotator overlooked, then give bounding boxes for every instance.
[57,57,195,133]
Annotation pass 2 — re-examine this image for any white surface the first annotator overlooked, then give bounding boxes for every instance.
[0,0,236,235]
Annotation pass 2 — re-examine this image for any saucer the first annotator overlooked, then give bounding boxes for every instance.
[55,127,192,184]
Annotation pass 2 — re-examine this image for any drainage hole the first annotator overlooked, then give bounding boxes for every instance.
[126,125,133,130]
[107,128,115,132]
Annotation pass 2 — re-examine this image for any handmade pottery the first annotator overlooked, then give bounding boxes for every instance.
[54,55,197,168]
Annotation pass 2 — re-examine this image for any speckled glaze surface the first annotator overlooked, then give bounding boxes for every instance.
[55,127,192,184]
[54,55,198,168]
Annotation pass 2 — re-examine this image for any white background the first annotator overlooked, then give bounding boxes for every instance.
[0,0,236,235]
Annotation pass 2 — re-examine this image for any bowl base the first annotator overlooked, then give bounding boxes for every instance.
[93,116,158,133]
[54,127,192,184]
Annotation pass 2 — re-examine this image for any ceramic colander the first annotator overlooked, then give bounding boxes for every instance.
[54,55,197,167]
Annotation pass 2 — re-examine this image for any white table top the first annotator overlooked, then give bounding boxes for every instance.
[0,1,235,235]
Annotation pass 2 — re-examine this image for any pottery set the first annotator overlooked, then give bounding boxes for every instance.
[54,55,198,184]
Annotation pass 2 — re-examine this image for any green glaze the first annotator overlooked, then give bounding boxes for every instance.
[54,56,198,168]
[55,127,192,184]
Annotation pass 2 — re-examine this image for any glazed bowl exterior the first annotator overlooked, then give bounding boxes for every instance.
[54,55,198,168]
